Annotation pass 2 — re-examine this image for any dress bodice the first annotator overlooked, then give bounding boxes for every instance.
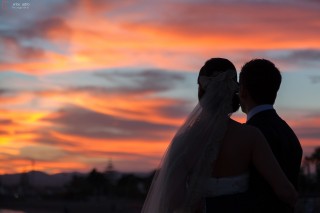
[204,173,250,197]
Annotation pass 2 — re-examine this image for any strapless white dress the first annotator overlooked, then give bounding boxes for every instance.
[204,173,250,197]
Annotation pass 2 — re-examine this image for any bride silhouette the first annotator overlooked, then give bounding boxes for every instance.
[142,58,297,213]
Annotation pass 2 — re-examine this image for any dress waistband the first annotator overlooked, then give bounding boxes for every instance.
[204,173,250,197]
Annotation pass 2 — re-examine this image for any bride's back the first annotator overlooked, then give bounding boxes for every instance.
[212,119,257,177]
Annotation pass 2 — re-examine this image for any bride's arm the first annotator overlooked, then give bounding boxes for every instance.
[250,128,298,207]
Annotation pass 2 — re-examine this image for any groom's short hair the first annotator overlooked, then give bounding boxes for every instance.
[240,59,281,105]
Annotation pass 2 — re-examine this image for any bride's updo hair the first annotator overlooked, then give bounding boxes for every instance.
[198,58,240,113]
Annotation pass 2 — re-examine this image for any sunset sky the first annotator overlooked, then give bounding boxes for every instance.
[0,0,319,174]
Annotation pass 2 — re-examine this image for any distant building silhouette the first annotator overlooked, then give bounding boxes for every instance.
[105,159,115,174]
[105,159,117,185]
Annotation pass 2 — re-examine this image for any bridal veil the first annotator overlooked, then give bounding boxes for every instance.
[142,66,239,213]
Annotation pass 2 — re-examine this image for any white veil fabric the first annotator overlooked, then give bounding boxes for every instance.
[142,69,239,213]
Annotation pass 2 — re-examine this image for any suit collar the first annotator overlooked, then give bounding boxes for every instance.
[246,105,274,122]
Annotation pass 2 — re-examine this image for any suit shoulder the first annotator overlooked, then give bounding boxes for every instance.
[241,125,266,141]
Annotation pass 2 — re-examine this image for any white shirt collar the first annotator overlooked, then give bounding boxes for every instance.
[247,104,274,122]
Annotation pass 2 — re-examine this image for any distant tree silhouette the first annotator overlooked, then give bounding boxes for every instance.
[19,172,30,188]
[143,170,157,195]
[86,168,109,200]
[116,174,144,198]
[64,168,114,200]
[64,174,88,200]
[299,147,320,195]
[308,147,320,190]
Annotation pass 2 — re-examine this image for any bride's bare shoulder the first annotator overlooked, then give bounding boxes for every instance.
[230,119,263,139]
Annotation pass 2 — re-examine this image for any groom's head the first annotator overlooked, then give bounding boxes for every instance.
[239,59,281,113]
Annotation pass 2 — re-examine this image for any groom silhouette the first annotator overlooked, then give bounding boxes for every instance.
[239,59,302,213]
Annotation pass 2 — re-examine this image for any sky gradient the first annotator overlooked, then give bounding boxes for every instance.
[0,0,320,174]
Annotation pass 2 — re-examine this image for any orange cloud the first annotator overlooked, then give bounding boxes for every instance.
[0,82,187,173]
[0,0,319,174]
[48,131,170,172]
[1,1,319,74]
[52,131,168,156]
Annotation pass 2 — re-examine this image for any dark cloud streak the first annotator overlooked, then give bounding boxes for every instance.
[0,119,13,125]
[0,17,71,63]
[295,127,320,140]
[309,75,320,84]
[95,69,185,94]
[42,105,177,141]
[286,50,320,62]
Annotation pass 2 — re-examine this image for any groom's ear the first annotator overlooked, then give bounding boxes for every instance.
[239,85,252,102]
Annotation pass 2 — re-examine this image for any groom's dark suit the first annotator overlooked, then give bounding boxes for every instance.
[247,109,302,213]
